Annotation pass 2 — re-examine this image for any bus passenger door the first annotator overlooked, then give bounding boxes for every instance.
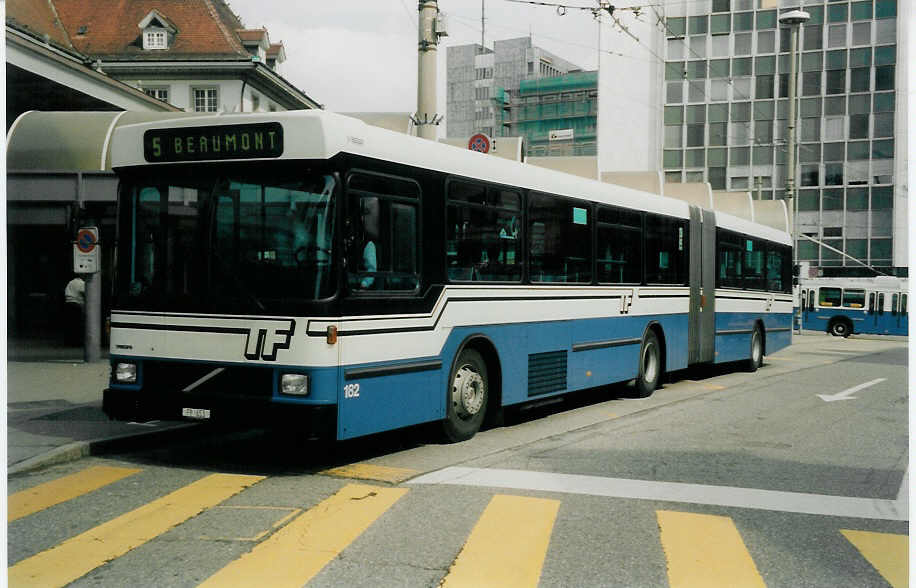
[800,289,809,327]
[877,292,886,332]
[892,293,904,333]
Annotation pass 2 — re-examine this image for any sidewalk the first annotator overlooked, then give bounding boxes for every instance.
[6,339,195,476]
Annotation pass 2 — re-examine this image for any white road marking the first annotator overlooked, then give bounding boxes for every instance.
[817,378,887,402]
[409,467,908,521]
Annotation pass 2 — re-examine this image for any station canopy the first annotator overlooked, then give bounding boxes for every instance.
[7,111,198,171]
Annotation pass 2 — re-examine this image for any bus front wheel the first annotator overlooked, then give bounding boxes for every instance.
[442,348,488,442]
[634,330,661,398]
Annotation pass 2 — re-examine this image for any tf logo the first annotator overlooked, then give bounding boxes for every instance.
[243,319,295,361]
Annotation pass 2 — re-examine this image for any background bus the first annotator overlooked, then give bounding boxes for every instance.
[799,277,908,337]
[102,110,793,442]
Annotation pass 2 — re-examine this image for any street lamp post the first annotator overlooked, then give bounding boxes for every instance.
[779,10,810,271]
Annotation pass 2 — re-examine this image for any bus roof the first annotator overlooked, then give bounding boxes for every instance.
[111,110,790,245]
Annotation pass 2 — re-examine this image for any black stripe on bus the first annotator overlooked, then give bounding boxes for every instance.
[344,360,443,381]
[307,293,627,337]
[571,338,642,352]
[110,322,250,335]
[715,328,755,335]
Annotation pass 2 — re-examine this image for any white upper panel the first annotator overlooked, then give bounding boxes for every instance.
[111,110,789,244]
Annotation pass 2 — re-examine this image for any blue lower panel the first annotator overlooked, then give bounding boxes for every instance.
[714,312,792,363]
[337,361,442,440]
[335,314,691,440]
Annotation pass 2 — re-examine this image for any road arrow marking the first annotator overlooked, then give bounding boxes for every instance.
[817,378,887,402]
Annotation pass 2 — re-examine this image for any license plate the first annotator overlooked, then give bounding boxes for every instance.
[182,407,211,420]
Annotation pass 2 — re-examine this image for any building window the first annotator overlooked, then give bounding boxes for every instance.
[803,25,823,50]
[800,164,820,186]
[143,87,169,102]
[875,65,895,90]
[193,87,219,112]
[852,22,871,45]
[826,70,846,94]
[143,30,168,50]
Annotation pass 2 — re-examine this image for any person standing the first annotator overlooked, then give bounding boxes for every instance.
[64,275,85,346]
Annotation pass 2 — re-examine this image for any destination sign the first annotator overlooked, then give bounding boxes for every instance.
[143,122,283,162]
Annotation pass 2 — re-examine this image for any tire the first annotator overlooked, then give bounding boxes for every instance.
[829,319,852,338]
[634,330,661,398]
[441,348,488,442]
[746,326,763,372]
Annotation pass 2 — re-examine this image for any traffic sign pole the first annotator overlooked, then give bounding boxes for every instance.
[74,226,102,362]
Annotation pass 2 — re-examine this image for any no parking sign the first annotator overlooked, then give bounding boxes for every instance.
[468,132,491,153]
[73,226,100,274]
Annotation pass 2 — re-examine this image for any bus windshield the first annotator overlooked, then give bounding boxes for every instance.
[118,172,337,312]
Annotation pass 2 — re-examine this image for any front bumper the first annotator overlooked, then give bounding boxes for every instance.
[103,387,337,438]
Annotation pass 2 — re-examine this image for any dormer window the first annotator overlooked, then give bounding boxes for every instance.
[144,29,168,50]
[138,9,177,51]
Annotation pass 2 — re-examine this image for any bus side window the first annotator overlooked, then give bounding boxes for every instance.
[868,292,875,313]
[818,287,841,307]
[877,293,885,315]
[807,290,814,311]
[892,293,899,316]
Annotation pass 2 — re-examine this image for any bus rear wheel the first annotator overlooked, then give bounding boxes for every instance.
[829,319,852,338]
[634,330,661,398]
[746,326,763,372]
[442,348,488,442]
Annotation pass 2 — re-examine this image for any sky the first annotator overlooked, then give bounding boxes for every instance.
[226,1,634,113]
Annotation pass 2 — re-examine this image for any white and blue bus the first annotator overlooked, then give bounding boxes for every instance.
[103,110,793,441]
[799,277,908,337]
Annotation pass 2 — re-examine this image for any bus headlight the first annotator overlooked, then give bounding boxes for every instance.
[280,374,309,396]
[115,362,137,384]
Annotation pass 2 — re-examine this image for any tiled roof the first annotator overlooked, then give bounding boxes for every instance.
[36,0,252,59]
[6,0,74,51]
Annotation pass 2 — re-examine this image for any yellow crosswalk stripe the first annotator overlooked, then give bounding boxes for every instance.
[657,510,766,588]
[441,494,560,588]
[841,530,909,588]
[199,483,408,588]
[8,473,264,588]
[8,465,141,522]
[320,463,419,483]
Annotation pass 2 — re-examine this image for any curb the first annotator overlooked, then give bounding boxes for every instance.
[8,422,202,477]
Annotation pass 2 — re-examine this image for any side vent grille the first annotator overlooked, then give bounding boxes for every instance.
[528,350,567,397]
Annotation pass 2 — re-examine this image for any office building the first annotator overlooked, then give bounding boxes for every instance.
[661,0,907,275]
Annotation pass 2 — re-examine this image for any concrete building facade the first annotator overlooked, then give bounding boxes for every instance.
[446,37,581,140]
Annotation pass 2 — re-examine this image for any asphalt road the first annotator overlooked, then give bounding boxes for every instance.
[8,333,909,587]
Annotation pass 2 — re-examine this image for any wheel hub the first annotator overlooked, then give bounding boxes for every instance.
[452,365,485,419]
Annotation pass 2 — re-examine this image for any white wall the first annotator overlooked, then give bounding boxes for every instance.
[125,78,279,113]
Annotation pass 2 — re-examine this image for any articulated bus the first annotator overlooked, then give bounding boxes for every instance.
[103,110,793,441]
[799,277,908,337]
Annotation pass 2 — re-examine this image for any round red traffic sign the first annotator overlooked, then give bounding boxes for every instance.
[468,133,491,153]
[76,228,98,253]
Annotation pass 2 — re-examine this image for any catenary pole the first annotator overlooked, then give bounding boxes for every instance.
[415,0,443,140]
